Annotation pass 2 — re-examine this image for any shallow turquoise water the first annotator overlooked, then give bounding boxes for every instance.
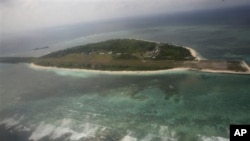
[1,63,250,141]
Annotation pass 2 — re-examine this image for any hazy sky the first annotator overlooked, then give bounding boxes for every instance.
[0,0,249,33]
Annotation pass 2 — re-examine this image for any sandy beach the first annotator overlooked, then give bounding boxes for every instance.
[133,38,204,61]
[198,69,250,75]
[241,61,250,72]
[29,63,191,75]
[29,42,250,75]
[30,62,250,75]
[184,46,203,61]
[29,39,202,75]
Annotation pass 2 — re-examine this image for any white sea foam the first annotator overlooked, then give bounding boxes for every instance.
[55,70,96,78]
[120,135,138,141]
[0,118,20,128]
[140,134,154,141]
[29,122,56,141]
[50,127,72,139]
[160,137,177,141]
[69,131,88,140]
[159,125,169,135]
[60,118,74,127]
[0,105,102,141]
[199,135,229,141]
[0,115,25,128]
[29,121,100,141]
[79,122,99,137]
[16,125,31,132]
[158,125,177,141]
[0,116,32,133]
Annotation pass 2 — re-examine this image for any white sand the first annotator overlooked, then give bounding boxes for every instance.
[29,63,250,75]
[131,38,204,61]
[29,63,190,75]
[183,46,203,61]
[30,63,250,75]
[241,61,250,72]
[29,40,250,75]
[198,69,250,75]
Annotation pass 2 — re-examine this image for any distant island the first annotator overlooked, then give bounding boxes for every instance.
[33,46,49,51]
[0,39,250,74]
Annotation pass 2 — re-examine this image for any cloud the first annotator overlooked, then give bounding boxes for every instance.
[1,0,249,33]
[0,0,11,4]
[0,0,23,6]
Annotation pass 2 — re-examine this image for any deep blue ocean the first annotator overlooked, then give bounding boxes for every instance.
[1,23,250,141]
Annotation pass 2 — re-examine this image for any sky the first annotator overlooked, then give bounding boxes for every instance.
[0,0,249,33]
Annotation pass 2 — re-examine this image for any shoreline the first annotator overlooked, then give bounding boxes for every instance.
[29,63,250,75]
[184,46,203,61]
[132,38,204,61]
[241,61,250,72]
[197,69,250,75]
[29,63,190,75]
[28,40,249,75]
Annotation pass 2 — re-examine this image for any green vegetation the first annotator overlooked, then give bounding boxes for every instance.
[113,54,139,60]
[1,39,248,72]
[43,39,156,58]
[155,44,193,60]
[42,39,194,61]
[34,39,194,70]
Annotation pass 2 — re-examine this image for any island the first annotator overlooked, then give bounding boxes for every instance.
[1,39,250,74]
[33,46,49,51]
